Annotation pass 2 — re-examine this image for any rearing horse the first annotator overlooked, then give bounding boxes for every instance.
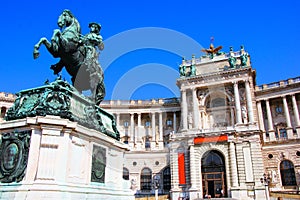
[33,9,105,104]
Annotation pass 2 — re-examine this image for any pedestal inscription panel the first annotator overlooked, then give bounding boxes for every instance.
[0,130,31,183]
[91,145,106,183]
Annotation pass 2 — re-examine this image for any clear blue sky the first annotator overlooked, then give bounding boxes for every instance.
[0,0,299,100]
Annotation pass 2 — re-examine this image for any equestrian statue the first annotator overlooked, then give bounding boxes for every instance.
[33,9,105,105]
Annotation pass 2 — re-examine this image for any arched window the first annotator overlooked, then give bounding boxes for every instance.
[211,98,225,107]
[163,167,171,191]
[123,167,129,180]
[202,151,225,172]
[280,160,296,186]
[140,168,152,191]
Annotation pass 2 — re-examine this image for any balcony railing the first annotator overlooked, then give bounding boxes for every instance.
[256,76,300,91]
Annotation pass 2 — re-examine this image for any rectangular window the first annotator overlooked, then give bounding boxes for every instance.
[279,128,287,139]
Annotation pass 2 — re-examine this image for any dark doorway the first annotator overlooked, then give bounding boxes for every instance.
[202,150,227,198]
[208,181,214,197]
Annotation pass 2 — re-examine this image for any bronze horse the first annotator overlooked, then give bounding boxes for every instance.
[33,9,105,104]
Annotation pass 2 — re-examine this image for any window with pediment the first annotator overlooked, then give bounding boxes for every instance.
[275,123,287,140]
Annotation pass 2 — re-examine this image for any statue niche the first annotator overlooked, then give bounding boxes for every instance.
[33,9,105,105]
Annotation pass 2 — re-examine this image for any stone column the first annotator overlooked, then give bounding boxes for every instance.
[192,88,199,129]
[130,113,135,143]
[283,96,293,139]
[234,82,242,124]
[152,112,156,140]
[181,89,188,130]
[266,99,276,141]
[137,113,142,144]
[283,96,292,127]
[159,112,163,141]
[138,113,141,127]
[173,112,177,132]
[256,101,265,131]
[292,94,300,137]
[257,101,266,141]
[292,94,300,126]
[245,80,254,123]
[229,142,239,187]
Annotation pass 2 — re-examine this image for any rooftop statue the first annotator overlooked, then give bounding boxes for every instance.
[201,37,223,59]
[33,9,105,105]
[201,43,223,55]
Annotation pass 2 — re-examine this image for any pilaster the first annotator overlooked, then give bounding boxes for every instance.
[181,89,188,130]
[229,142,239,187]
[24,127,42,182]
[192,88,199,129]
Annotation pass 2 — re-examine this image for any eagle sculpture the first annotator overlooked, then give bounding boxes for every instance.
[201,43,223,55]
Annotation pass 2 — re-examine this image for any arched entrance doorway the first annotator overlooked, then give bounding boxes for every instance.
[201,150,227,198]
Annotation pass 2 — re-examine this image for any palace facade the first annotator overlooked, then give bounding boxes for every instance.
[1,45,300,199]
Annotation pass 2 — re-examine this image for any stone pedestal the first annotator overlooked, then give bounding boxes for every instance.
[0,80,134,199]
[0,116,134,199]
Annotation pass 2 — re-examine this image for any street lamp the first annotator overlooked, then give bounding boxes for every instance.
[153,175,160,200]
[260,173,270,200]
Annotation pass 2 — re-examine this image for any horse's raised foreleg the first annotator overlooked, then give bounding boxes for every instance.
[33,37,52,59]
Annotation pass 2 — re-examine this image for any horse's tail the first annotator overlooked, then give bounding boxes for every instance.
[95,81,105,105]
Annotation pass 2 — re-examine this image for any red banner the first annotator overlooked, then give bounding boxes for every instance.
[178,153,186,185]
[194,135,228,144]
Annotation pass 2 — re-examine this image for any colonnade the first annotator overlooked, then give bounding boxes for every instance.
[113,111,178,149]
[256,94,300,141]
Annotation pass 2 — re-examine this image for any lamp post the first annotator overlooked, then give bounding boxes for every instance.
[260,173,270,200]
[153,175,160,200]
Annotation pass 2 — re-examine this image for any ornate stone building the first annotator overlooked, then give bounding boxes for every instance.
[1,46,300,199]
[0,92,15,121]
[169,46,265,200]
